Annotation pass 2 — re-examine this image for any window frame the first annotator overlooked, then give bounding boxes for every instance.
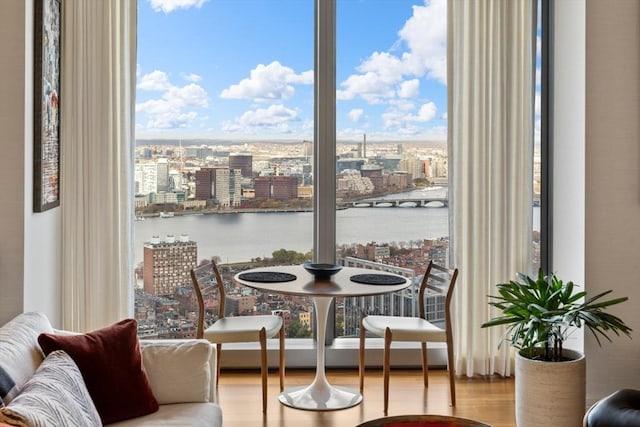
[133,0,549,369]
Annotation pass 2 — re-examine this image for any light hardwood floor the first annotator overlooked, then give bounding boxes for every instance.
[217,369,516,427]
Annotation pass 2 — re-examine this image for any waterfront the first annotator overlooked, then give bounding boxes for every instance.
[134,203,450,265]
[134,188,451,265]
[134,187,540,265]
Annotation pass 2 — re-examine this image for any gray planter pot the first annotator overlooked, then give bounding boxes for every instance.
[515,349,586,427]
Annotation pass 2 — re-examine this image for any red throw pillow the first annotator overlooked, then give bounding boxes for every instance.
[37,319,159,424]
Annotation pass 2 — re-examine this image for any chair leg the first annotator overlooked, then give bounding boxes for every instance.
[279,324,285,392]
[216,343,222,386]
[259,327,267,413]
[383,327,392,414]
[359,315,366,393]
[421,342,428,388]
[446,341,456,406]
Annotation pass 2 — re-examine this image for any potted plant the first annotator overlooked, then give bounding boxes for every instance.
[481,268,632,427]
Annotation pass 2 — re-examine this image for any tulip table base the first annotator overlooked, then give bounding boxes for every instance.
[278,296,362,410]
[278,383,362,411]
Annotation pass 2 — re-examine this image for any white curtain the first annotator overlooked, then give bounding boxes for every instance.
[60,1,137,332]
[447,0,536,377]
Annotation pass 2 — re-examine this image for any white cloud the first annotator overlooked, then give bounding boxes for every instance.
[137,70,172,90]
[182,72,202,83]
[381,100,437,131]
[398,79,420,98]
[348,109,364,123]
[381,109,408,130]
[338,71,397,104]
[391,99,416,112]
[238,104,298,126]
[398,0,447,84]
[220,61,313,102]
[337,0,446,104]
[218,105,299,136]
[167,84,208,107]
[535,93,541,117]
[148,0,208,14]
[413,102,437,122]
[136,70,209,131]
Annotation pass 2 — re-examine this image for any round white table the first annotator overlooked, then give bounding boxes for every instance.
[234,265,410,411]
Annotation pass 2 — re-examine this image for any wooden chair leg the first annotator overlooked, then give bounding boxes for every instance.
[383,327,392,414]
[359,315,366,392]
[216,343,222,386]
[447,341,456,406]
[279,324,285,392]
[260,328,267,413]
[421,342,428,388]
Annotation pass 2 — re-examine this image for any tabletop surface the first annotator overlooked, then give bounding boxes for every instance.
[233,265,411,297]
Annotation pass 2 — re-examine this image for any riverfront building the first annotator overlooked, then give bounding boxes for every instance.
[195,167,242,206]
[254,176,299,200]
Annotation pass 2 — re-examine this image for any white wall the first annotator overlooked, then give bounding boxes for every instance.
[552,0,586,311]
[0,0,61,326]
[584,0,640,405]
[552,0,586,353]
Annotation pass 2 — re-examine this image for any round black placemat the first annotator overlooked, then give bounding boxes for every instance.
[350,274,406,285]
[238,272,297,283]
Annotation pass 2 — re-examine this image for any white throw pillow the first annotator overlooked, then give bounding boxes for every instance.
[0,350,101,427]
[0,312,53,405]
[140,339,212,404]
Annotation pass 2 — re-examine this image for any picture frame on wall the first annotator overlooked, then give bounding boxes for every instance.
[33,0,61,212]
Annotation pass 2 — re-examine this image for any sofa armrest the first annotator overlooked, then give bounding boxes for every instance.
[139,339,217,405]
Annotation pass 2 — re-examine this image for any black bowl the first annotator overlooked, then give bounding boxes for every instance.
[303,262,343,279]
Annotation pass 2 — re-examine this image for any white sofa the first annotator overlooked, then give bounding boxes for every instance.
[0,312,222,427]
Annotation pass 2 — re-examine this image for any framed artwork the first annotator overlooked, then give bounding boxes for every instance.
[33,0,61,212]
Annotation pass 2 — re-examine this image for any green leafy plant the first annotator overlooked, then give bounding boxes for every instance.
[481,268,632,361]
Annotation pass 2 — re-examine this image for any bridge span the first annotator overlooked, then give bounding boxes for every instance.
[342,198,448,208]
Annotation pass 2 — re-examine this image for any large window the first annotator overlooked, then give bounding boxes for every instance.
[133,0,542,349]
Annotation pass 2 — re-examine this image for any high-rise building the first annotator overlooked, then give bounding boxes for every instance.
[195,168,214,201]
[360,165,384,192]
[156,158,170,192]
[135,163,158,195]
[143,234,197,296]
[254,176,298,200]
[213,168,242,207]
[229,153,253,178]
[195,167,242,206]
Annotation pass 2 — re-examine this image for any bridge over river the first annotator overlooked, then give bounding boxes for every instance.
[341,197,448,208]
[339,196,540,209]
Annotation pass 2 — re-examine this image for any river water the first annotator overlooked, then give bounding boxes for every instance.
[134,187,539,265]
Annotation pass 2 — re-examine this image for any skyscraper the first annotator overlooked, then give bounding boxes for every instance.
[195,168,214,201]
[156,158,170,192]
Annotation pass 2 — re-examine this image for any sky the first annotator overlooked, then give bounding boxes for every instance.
[135,0,449,142]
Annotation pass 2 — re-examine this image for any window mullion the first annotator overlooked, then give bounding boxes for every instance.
[314,0,336,345]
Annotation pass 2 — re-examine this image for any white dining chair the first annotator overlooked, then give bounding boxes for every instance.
[190,259,285,413]
[359,260,459,413]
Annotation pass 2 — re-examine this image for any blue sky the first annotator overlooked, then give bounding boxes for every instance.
[136,0,449,142]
